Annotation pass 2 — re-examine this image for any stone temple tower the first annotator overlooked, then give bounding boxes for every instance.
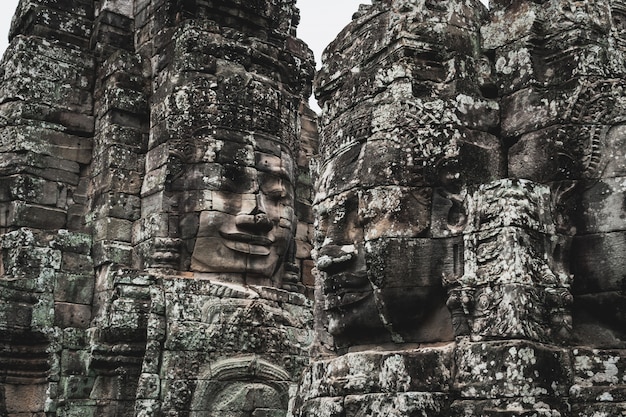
[0,0,625,416]
[0,0,317,416]
[296,0,626,416]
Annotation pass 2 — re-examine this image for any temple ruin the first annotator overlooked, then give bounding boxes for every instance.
[0,0,624,416]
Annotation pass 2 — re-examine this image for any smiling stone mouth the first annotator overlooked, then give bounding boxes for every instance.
[220,231,275,256]
[323,271,371,310]
[220,231,274,246]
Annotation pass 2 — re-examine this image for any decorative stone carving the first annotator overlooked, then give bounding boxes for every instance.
[445,179,573,342]
[188,147,297,281]
[0,1,316,416]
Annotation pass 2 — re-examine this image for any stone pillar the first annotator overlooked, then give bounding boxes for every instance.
[486,0,626,414]
[129,0,317,415]
[446,179,574,415]
[0,0,96,415]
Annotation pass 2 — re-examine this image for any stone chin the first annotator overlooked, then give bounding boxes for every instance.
[324,292,384,342]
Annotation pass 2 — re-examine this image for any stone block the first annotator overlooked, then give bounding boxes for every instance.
[60,349,91,375]
[572,291,626,348]
[95,124,146,152]
[450,397,568,416]
[500,83,577,138]
[570,348,626,402]
[0,69,93,113]
[58,402,96,417]
[137,373,161,400]
[301,260,315,288]
[5,201,67,230]
[482,0,541,48]
[2,244,62,277]
[92,241,133,267]
[572,177,626,235]
[92,167,143,195]
[365,237,461,289]
[97,86,147,117]
[92,192,141,221]
[132,213,170,243]
[98,108,148,131]
[61,252,93,274]
[454,340,572,399]
[54,302,92,329]
[50,230,92,254]
[300,347,454,401]
[93,217,133,243]
[91,374,140,401]
[11,3,93,48]
[0,297,34,329]
[571,231,626,294]
[2,45,93,91]
[4,383,48,413]
[145,142,169,172]
[344,392,449,417]
[359,187,431,240]
[0,153,80,185]
[296,397,344,417]
[54,272,95,305]
[92,144,145,174]
[62,327,89,349]
[140,165,168,196]
[0,101,94,135]
[571,402,626,417]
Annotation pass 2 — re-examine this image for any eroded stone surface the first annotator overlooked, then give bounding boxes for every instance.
[0,0,625,416]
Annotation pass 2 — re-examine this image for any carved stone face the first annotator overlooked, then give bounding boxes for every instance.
[316,189,374,339]
[191,149,295,280]
[315,141,454,347]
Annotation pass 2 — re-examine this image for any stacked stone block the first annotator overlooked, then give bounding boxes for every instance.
[0,1,96,415]
[0,1,317,416]
[299,0,626,416]
[133,279,313,416]
[483,0,626,414]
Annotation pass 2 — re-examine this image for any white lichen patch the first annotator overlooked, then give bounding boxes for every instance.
[379,355,411,392]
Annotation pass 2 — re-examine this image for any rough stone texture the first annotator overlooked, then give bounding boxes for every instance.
[298,0,626,416]
[0,0,625,416]
[0,1,316,416]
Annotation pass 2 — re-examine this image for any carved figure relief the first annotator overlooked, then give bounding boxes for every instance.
[446,180,573,342]
[191,356,291,417]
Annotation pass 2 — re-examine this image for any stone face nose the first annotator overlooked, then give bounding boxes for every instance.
[235,211,274,233]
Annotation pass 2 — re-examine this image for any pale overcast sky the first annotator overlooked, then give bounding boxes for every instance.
[0,0,368,66]
[0,1,18,56]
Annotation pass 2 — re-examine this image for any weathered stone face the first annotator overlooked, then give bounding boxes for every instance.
[312,0,500,350]
[190,146,296,279]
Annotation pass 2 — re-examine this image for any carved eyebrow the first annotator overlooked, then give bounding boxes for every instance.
[259,169,293,185]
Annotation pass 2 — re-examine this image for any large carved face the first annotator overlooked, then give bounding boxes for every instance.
[315,140,454,347]
[191,147,296,281]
